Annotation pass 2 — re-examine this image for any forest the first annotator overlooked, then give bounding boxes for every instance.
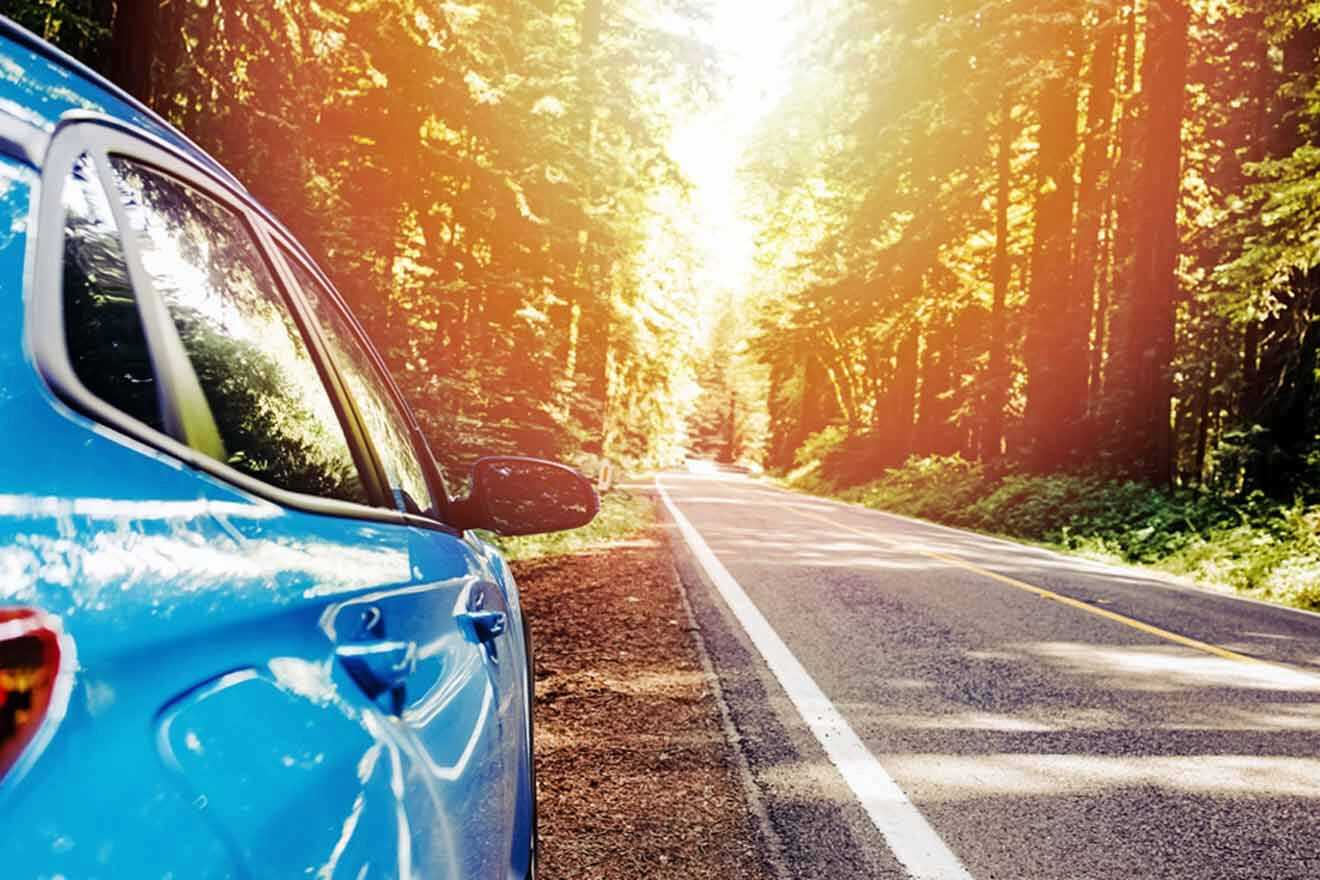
[738,0,1320,492]
[7,0,1320,605]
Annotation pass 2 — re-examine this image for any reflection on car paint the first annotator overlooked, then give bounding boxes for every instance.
[0,500,410,612]
[157,665,421,878]
[0,162,29,253]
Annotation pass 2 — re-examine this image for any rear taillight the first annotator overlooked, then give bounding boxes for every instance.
[0,608,73,784]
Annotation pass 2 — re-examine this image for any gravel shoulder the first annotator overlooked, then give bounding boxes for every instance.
[513,528,771,880]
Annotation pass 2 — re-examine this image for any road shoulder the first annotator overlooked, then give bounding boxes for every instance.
[514,528,772,880]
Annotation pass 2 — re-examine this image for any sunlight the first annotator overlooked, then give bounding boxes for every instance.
[1017,641,1320,692]
[882,753,1320,802]
[665,0,801,335]
[876,703,1320,733]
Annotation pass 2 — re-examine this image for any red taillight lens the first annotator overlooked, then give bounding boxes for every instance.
[0,608,70,782]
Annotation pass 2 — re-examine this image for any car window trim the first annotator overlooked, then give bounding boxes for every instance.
[261,227,459,528]
[247,220,398,512]
[29,116,411,527]
[85,148,228,459]
[0,111,49,169]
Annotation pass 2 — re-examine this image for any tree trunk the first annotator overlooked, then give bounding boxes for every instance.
[1022,14,1085,471]
[109,0,157,102]
[916,317,959,456]
[1240,322,1260,420]
[1089,194,1115,403]
[1074,8,1120,422]
[1106,0,1191,485]
[1193,357,1214,483]
[1103,0,1142,415]
[767,360,804,471]
[560,0,604,403]
[803,355,840,439]
[983,90,1012,461]
[889,328,919,464]
[1090,4,1134,407]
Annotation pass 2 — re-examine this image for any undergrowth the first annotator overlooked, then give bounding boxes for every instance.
[787,453,1320,611]
[494,489,655,561]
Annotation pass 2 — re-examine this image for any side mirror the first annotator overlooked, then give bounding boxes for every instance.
[450,456,599,536]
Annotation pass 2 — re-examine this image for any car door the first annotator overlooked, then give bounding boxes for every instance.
[30,121,522,878]
[268,241,531,879]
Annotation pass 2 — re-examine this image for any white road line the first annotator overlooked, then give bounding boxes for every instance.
[657,476,975,880]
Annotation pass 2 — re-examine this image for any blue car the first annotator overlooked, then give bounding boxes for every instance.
[0,18,597,878]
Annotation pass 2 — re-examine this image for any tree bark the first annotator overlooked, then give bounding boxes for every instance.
[1022,12,1085,471]
[1106,0,1191,485]
[889,327,919,464]
[109,0,157,103]
[1103,0,1143,416]
[1193,356,1214,483]
[1074,8,1120,421]
[1091,5,1134,406]
[983,90,1012,461]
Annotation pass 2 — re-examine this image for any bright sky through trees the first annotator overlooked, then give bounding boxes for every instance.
[666,0,798,336]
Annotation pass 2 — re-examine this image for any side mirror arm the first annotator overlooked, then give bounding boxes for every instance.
[446,493,487,534]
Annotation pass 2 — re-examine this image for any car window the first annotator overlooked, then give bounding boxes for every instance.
[107,157,368,505]
[277,250,438,516]
[61,153,165,434]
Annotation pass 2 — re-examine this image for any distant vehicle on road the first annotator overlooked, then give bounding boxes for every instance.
[0,17,594,878]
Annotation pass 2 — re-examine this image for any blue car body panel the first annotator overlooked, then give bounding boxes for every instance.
[0,23,533,879]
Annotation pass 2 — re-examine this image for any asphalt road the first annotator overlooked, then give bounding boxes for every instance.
[659,470,1320,880]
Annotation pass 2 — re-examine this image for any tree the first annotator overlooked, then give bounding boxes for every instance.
[1104,0,1191,485]
[1022,3,1086,472]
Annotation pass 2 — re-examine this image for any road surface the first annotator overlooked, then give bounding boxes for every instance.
[659,470,1320,880]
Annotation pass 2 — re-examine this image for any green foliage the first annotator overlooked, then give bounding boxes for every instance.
[793,425,850,471]
[492,489,654,561]
[1216,146,1320,316]
[685,305,769,465]
[1155,504,1320,609]
[841,454,991,524]
[795,452,1320,611]
[741,0,1320,500]
[0,0,108,61]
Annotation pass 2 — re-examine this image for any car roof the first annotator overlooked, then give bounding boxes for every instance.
[0,17,244,190]
[0,16,331,290]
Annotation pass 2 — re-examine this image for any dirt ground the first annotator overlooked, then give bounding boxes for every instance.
[514,529,769,880]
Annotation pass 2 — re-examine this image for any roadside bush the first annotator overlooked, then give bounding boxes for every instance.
[1158,503,1320,606]
[964,472,1109,539]
[784,426,864,495]
[788,427,949,489]
[793,426,850,472]
[846,454,990,525]
[495,489,654,561]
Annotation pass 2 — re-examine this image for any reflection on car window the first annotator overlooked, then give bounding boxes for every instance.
[61,153,164,434]
[108,157,367,505]
[279,251,437,515]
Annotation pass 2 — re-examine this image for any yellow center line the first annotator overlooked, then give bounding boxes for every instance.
[787,502,1266,666]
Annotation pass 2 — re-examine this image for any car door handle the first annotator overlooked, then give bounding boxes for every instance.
[457,610,507,643]
[337,639,417,706]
